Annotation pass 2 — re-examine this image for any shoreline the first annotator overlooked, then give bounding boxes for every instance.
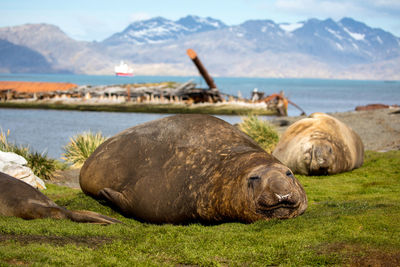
[0,101,279,116]
[3,102,399,151]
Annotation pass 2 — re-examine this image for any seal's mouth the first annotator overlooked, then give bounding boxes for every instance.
[253,190,301,216]
[308,144,333,175]
[255,199,301,218]
[309,166,329,175]
[256,202,300,212]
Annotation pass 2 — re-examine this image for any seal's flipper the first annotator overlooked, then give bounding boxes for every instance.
[65,210,122,225]
[99,188,131,214]
[30,203,121,224]
[22,203,68,220]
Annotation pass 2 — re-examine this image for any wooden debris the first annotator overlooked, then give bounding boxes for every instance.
[256,91,305,116]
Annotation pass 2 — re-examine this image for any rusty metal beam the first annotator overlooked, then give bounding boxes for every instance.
[126,84,131,102]
[186,49,217,89]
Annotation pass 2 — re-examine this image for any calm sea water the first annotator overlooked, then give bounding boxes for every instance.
[0,73,399,158]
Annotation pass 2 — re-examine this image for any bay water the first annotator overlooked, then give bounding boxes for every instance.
[0,73,399,159]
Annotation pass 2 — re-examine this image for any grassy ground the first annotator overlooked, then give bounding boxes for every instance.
[0,151,399,266]
[0,102,277,116]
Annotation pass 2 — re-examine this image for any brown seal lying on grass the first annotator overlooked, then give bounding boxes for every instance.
[0,171,121,224]
[80,114,307,224]
[273,112,364,175]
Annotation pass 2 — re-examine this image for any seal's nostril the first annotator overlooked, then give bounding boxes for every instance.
[275,193,291,202]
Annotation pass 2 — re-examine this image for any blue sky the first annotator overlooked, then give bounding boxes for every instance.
[1,0,400,41]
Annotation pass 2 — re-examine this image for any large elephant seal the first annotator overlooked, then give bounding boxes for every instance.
[273,113,364,175]
[80,114,307,224]
[0,171,121,224]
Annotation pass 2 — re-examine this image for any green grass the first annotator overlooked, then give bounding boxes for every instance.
[0,151,399,266]
[0,101,278,115]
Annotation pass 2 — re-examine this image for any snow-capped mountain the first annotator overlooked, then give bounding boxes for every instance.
[286,17,400,63]
[103,16,400,65]
[226,20,293,53]
[0,16,399,79]
[103,15,226,45]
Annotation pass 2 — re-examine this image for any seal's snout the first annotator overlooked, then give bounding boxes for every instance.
[309,144,332,175]
[269,176,292,197]
[249,165,307,220]
[267,175,300,205]
[317,156,327,166]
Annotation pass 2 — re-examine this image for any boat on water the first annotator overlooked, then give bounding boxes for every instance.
[114,61,134,77]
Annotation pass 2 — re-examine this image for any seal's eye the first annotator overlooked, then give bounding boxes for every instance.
[249,176,261,181]
[248,176,261,189]
[329,147,333,153]
[286,170,294,178]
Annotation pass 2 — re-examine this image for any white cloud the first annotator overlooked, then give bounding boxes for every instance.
[274,0,362,19]
[273,0,400,18]
[373,0,400,8]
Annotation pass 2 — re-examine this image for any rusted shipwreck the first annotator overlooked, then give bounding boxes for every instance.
[0,80,220,104]
[0,49,304,116]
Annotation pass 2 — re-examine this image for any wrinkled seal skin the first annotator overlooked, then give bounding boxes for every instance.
[80,114,307,224]
[0,172,121,224]
[273,113,364,175]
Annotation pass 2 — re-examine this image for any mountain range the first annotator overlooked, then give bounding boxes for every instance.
[0,15,399,80]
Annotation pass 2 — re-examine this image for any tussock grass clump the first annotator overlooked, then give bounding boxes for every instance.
[239,115,279,153]
[63,131,107,168]
[0,129,56,180]
[27,151,58,180]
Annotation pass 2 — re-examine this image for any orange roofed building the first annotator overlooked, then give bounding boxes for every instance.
[0,81,77,93]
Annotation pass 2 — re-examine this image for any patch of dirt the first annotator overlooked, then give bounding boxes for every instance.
[316,242,400,267]
[0,233,112,249]
[48,168,80,189]
[4,259,29,266]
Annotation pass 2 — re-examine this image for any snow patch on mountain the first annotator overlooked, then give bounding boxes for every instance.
[352,42,359,50]
[279,22,303,32]
[326,27,343,40]
[343,27,365,41]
